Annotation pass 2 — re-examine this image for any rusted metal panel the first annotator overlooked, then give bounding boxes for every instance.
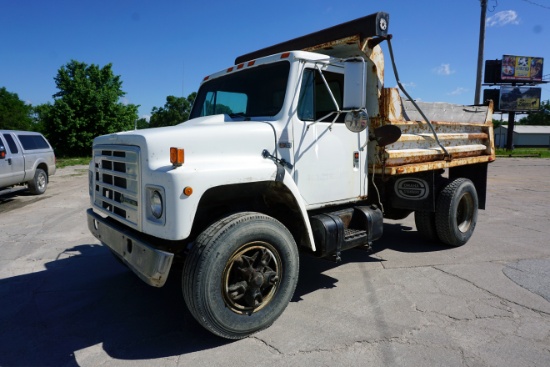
[302,35,362,56]
[371,155,494,175]
[370,87,495,175]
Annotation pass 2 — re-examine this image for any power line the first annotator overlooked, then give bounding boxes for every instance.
[522,0,550,10]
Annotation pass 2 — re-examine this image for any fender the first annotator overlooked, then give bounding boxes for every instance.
[281,169,316,251]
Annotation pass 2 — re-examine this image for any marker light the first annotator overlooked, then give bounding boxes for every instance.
[183,186,193,196]
[170,147,184,166]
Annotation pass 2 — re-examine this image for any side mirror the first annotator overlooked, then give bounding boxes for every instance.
[343,58,366,110]
[343,58,368,132]
[0,146,6,159]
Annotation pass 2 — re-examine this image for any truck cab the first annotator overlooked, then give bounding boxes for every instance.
[190,51,369,207]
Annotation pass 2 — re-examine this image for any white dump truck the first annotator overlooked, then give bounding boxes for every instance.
[87,12,495,339]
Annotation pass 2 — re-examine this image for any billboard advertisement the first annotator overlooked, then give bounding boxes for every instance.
[499,86,541,112]
[501,55,544,81]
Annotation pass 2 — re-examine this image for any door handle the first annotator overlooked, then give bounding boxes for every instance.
[7,158,11,165]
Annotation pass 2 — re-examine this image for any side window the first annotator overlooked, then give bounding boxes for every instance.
[298,69,315,121]
[297,68,344,122]
[17,134,50,150]
[3,133,19,154]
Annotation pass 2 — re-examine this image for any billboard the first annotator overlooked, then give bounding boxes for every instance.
[499,86,541,112]
[501,55,544,82]
[483,89,500,111]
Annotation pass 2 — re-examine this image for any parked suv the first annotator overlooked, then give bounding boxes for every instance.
[0,130,56,195]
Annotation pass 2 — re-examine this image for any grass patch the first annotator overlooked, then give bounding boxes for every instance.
[56,157,90,168]
[496,148,550,158]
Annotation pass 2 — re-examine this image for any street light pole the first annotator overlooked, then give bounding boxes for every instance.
[474,0,488,105]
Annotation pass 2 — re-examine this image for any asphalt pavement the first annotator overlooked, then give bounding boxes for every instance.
[1,159,549,367]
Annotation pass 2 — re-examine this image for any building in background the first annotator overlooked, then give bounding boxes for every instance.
[494,125,550,148]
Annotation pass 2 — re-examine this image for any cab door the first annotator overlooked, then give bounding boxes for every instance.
[292,65,367,207]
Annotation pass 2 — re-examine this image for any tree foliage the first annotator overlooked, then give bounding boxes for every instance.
[0,87,34,131]
[518,100,550,126]
[149,93,196,128]
[491,119,505,128]
[40,60,139,156]
[135,117,150,129]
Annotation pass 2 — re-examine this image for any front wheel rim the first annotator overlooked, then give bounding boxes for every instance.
[222,241,282,315]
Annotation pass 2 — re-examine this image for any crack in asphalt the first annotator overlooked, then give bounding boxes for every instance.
[433,266,550,317]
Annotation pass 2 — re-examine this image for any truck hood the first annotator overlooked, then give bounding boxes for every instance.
[92,115,277,171]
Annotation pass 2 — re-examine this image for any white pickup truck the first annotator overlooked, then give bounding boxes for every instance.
[0,130,56,195]
[87,12,495,339]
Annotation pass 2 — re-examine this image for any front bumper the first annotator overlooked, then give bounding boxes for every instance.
[86,209,174,287]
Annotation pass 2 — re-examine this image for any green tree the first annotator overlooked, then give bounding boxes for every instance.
[0,87,34,131]
[518,100,550,126]
[135,117,150,129]
[32,103,52,133]
[40,60,139,156]
[492,118,504,128]
[149,92,196,128]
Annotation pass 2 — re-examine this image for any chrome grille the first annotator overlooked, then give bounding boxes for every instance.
[92,145,140,228]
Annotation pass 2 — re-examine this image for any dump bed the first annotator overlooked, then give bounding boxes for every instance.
[371,88,495,175]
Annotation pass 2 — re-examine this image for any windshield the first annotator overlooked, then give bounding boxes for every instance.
[190,61,290,119]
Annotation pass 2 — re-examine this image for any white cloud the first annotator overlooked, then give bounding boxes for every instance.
[400,81,417,88]
[433,64,455,76]
[141,114,151,122]
[486,10,519,27]
[448,87,468,96]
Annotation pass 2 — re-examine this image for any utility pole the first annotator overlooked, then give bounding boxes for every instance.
[474,0,488,105]
[506,109,516,151]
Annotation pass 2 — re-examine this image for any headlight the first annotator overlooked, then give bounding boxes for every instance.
[150,190,163,219]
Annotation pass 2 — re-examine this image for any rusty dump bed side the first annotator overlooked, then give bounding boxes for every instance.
[370,88,496,175]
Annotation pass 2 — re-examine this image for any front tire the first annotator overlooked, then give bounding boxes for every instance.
[435,178,478,247]
[183,212,299,339]
[28,168,47,195]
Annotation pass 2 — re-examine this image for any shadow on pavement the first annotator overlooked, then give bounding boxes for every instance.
[0,222,445,366]
[371,222,454,254]
[0,244,227,366]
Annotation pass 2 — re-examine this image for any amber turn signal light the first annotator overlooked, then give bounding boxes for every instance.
[183,186,193,196]
[170,147,184,166]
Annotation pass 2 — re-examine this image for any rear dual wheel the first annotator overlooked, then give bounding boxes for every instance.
[183,212,299,339]
[415,178,478,247]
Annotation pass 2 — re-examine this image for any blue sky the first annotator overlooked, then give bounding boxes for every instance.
[1,0,549,120]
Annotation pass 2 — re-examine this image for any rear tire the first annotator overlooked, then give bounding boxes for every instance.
[435,178,478,247]
[183,212,299,339]
[28,168,47,195]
